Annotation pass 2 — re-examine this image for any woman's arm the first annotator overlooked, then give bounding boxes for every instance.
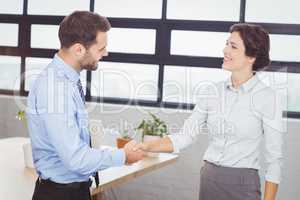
[260,90,284,200]
[135,89,209,153]
[264,181,278,200]
[135,136,174,153]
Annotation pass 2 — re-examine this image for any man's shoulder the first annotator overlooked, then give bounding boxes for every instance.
[30,63,76,99]
[36,62,72,85]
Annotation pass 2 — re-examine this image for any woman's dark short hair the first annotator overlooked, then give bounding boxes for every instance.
[59,11,111,49]
[230,23,270,71]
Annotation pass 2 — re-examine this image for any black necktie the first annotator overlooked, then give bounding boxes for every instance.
[77,79,85,104]
[77,79,100,187]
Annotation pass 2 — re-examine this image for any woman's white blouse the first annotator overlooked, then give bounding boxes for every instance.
[169,75,285,184]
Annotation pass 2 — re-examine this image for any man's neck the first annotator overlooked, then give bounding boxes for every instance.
[57,49,82,73]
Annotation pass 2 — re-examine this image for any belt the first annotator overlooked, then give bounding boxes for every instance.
[37,177,92,189]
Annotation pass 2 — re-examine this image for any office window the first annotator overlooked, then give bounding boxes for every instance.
[257,71,298,112]
[25,57,87,93]
[94,0,162,19]
[167,0,240,21]
[31,25,60,49]
[25,58,51,91]
[0,56,21,90]
[246,0,300,24]
[270,34,300,62]
[108,28,156,54]
[0,0,23,14]
[286,73,300,112]
[0,23,18,47]
[163,66,231,104]
[91,62,158,100]
[171,31,228,57]
[28,0,89,16]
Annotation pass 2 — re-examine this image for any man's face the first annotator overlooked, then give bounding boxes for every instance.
[79,31,108,71]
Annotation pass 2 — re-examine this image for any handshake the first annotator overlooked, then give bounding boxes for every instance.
[123,140,149,165]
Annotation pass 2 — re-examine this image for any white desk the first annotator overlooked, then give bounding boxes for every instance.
[0,137,178,200]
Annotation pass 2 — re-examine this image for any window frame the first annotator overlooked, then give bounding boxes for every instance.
[0,0,299,118]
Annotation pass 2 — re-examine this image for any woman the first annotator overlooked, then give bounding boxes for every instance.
[136,23,284,200]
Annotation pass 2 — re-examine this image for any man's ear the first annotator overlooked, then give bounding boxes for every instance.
[71,43,86,58]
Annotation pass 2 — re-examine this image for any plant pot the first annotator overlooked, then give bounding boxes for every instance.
[116,138,132,148]
[143,135,161,157]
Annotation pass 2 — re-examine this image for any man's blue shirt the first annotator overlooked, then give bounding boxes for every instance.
[26,54,125,183]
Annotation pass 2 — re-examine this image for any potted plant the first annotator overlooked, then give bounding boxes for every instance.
[16,110,29,131]
[116,130,132,149]
[135,112,168,156]
[16,110,26,121]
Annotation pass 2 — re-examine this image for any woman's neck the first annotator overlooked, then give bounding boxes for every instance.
[231,71,254,89]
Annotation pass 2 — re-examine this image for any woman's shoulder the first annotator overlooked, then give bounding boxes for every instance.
[252,79,276,100]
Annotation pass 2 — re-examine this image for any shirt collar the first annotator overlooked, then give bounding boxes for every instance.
[226,74,259,92]
[53,53,80,82]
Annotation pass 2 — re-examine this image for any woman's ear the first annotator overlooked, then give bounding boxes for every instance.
[248,56,256,65]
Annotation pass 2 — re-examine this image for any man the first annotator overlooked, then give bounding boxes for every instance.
[26,11,145,200]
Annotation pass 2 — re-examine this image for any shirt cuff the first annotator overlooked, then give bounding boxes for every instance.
[110,149,126,166]
[265,163,282,184]
[265,174,281,184]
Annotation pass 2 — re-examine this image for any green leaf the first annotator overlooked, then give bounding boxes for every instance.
[136,111,168,137]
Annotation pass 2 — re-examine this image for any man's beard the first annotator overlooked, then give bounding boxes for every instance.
[79,55,99,71]
[82,62,98,71]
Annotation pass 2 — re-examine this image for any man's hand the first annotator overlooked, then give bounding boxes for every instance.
[123,140,146,165]
[132,142,149,152]
[132,137,174,153]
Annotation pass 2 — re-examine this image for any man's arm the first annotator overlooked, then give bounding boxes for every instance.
[35,81,143,175]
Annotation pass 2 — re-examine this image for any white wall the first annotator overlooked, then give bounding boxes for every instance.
[0,95,299,200]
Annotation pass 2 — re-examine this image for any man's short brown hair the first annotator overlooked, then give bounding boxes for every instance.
[58,11,111,49]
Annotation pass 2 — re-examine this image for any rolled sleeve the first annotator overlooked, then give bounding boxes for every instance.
[265,159,282,184]
[263,124,284,184]
[263,89,286,184]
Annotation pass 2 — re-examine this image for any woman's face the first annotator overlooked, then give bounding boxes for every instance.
[222,31,255,72]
